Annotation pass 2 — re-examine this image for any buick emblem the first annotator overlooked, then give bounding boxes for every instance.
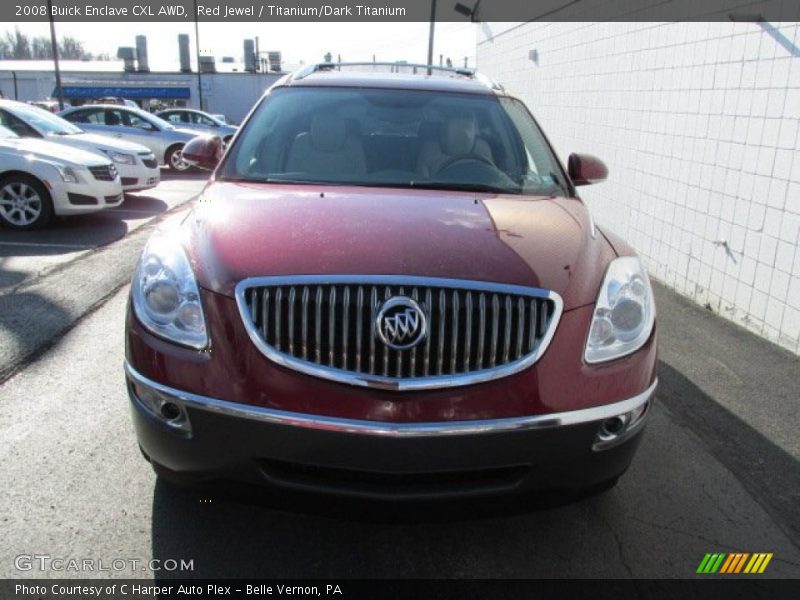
[375,296,428,350]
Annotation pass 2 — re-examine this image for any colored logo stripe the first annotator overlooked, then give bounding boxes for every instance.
[745,553,773,574]
[697,552,773,574]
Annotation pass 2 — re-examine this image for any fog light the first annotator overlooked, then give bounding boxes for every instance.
[128,379,191,433]
[598,416,627,440]
[593,399,650,451]
[160,402,181,420]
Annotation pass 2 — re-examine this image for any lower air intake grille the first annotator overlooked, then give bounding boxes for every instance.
[88,164,118,181]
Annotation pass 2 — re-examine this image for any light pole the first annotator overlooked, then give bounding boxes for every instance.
[193,0,203,111]
[426,0,437,74]
[46,0,64,110]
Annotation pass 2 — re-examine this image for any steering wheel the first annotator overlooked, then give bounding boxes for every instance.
[435,153,496,174]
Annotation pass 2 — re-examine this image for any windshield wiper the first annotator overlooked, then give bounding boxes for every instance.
[218,176,521,195]
[412,181,522,195]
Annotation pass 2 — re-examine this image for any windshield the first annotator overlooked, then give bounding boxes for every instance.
[219,86,569,196]
[10,103,83,135]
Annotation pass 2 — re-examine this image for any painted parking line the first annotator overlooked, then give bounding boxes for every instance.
[102,208,171,214]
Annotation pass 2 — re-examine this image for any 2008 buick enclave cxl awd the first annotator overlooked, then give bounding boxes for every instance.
[124,64,657,500]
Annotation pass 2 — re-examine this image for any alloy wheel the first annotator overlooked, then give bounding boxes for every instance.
[0,181,42,227]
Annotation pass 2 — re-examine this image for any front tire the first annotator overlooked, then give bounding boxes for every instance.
[166,145,191,172]
[0,174,54,230]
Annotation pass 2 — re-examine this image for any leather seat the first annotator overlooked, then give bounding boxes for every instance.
[285,113,366,178]
[416,115,493,178]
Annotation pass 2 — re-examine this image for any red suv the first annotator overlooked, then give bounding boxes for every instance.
[125,64,657,499]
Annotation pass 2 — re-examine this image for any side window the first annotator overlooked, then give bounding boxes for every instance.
[103,109,124,126]
[123,112,153,130]
[196,114,216,126]
[164,113,182,124]
[0,110,40,137]
[69,109,103,124]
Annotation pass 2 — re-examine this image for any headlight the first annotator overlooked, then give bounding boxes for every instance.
[56,165,79,183]
[585,256,655,363]
[131,234,208,349]
[104,150,135,165]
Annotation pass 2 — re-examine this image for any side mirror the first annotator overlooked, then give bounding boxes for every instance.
[568,153,608,186]
[182,134,223,170]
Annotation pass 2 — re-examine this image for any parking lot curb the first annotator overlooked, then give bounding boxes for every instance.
[0,204,192,385]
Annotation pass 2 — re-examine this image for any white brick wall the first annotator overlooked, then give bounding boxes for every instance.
[478,22,800,354]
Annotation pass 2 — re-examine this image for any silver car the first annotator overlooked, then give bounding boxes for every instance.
[59,105,198,172]
[155,108,238,145]
[0,99,160,192]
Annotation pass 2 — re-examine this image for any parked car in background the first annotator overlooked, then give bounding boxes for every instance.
[125,65,657,500]
[0,99,159,192]
[155,108,238,145]
[28,99,71,113]
[0,125,122,230]
[59,104,198,171]
[95,97,139,108]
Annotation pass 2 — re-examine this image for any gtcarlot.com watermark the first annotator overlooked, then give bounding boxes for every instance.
[14,554,194,573]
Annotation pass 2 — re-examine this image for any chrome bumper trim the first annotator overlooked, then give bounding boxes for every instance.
[125,362,656,438]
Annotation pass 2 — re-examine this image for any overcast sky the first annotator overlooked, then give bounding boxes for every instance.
[6,21,478,70]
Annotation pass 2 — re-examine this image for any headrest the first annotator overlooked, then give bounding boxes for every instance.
[310,113,347,152]
[440,115,477,156]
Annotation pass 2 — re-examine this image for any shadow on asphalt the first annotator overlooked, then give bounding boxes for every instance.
[0,194,169,257]
[0,258,25,289]
[0,290,72,361]
[656,360,800,546]
[150,476,605,579]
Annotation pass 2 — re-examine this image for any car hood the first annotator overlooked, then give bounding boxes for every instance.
[51,132,152,155]
[0,137,110,167]
[183,182,617,310]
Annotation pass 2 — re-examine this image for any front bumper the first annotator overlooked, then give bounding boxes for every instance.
[125,362,655,500]
[49,178,124,216]
[118,162,160,192]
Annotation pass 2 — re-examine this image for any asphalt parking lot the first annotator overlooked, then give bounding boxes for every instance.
[0,171,207,291]
[0,176,798,581]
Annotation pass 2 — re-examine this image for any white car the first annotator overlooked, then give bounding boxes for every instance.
[0,126,123,230]
[0,99,160,192]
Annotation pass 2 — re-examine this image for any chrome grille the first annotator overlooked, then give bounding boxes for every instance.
[236,276,562,391]
[88,164,118,181]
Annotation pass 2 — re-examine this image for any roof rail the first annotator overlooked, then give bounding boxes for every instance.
[290,62,504,91]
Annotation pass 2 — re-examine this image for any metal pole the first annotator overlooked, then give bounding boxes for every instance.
[47,0,64,110]
[427,0,437,75]
[193,0,203,111]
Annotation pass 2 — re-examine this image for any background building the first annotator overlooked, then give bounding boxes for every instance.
[0,59,282,124]
[478,22,800,355]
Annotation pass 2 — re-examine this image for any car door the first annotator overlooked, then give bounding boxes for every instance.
[118,109,161,156]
